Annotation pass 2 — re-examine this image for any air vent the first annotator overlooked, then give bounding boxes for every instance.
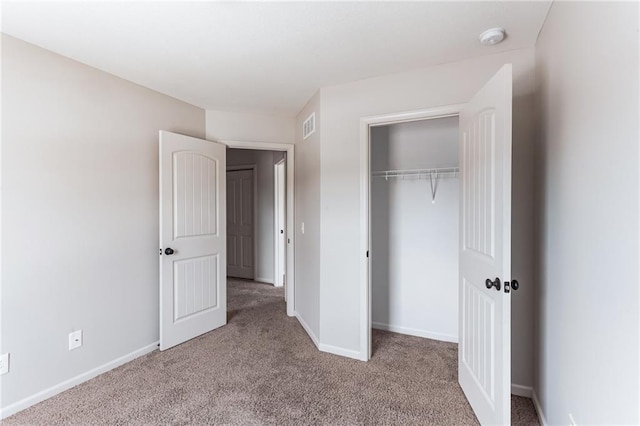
[303,112,315,140]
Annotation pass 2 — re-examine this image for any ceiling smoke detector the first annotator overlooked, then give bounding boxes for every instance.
[479,28,506,46]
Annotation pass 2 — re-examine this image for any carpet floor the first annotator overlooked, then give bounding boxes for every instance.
[5,279,539,425]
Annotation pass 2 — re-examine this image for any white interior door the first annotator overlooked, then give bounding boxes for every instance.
[458,64,513,425]
[227,169,254,279]
[274,160,286,288]
[159,131,226,351]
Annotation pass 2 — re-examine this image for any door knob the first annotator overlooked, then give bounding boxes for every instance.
[485,277,501,291]
[164,248,175,255]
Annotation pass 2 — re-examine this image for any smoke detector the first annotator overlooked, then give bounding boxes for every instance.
[479,28,506,46]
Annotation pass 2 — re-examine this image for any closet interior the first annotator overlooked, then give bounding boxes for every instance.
[371,115,460,343]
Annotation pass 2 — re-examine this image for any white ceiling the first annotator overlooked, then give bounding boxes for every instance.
[1,1,551,116]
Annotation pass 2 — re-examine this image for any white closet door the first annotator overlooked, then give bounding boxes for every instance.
[458,64,513,425]
[227,169,254,279]
[159,131,227,351]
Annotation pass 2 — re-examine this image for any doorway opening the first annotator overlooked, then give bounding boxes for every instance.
[224,142,295,318]
[226,148,287,286]
[369,115,460,354]
[359,104,464,360]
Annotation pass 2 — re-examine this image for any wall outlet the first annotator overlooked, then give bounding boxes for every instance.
[0,353,9,375]
[69,330,83,350]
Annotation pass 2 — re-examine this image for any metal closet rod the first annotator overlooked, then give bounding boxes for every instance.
[371,166,459,180]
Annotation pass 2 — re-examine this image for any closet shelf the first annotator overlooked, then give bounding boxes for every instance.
[371,167,459,180]
[372,167,459,202]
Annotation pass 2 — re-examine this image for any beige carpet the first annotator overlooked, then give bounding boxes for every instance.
[5,279,539,425]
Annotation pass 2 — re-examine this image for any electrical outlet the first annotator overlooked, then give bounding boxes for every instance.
[0,353,9,375]
[569,413,577,426]
[69,330,83,351]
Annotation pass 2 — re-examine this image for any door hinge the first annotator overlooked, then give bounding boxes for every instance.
[366,250,369,258]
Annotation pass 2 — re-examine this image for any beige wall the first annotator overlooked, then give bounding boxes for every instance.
[1,35,205,412]
[318,47,537,386]
[206,109,294,144]
[293,91,322,341]
[534,2,639,424]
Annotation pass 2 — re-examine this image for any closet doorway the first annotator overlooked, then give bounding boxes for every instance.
[369,116,460,344]
[360,63,515,426]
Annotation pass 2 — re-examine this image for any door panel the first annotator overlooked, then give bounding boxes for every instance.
[174,255,219,321]
[159,131,226,351]
[227,169,255,279]
[173,152,218,238]
[459,64,512,425]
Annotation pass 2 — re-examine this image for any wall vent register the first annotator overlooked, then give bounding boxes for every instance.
[303,112,315,140]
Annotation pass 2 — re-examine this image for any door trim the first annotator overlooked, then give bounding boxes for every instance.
[226,164,258,281]
[221,140,295,317]
[359,104,465,361]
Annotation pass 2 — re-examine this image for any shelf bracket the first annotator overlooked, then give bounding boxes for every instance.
[429,171,439,203]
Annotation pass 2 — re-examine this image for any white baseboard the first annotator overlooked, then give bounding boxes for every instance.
[318,343,364,361]
[372,322,458,343]
[255,277,274,285]
[511,384,533,398]
[0,341,159,420]
[532,388,548,426]
[294,312,319,348]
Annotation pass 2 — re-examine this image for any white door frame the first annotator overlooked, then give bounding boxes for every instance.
[226,164,258,281]
[273,158,286,289]
[359,104,465,360]
[222,140,295,317]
